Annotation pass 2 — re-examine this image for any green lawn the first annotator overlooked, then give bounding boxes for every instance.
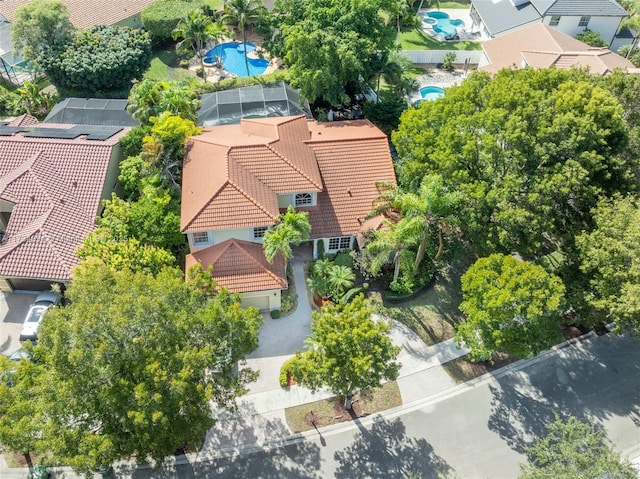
[398,28,482,51]
[435,0,471,8]
[370,262,467,347]
[143,50,196,82]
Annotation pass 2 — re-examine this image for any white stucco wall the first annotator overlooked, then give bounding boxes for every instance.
[188,227,259,253]
[240,289,281,311]
[543,15,624,45]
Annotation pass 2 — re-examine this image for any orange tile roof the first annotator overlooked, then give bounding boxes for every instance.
[0,0,155,29]
[181,116,323,233]
[480,24,636,75]
[185,238,287,293]
[0,118,128,281]
[302,120,397,238]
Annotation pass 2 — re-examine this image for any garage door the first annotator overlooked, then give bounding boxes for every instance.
[241,295,270,311]
[7,278,54,292]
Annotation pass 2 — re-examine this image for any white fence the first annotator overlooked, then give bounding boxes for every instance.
[401,50,483,65]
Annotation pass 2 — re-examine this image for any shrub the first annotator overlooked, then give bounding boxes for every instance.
[42,25,152,93]
[141,0,206,44]
[279,356,301,387]
[196,69,292,94]
[442,51,456,72]
[316,239,325,259]
[270,309,281,319]
[575,29,608,47]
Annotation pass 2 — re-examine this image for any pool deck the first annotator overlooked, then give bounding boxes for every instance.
[408,70,467,104]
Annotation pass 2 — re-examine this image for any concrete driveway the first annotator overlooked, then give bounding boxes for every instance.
[0,291,37,356]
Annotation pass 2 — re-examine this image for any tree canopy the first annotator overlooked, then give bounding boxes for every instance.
[288,294,400,409]
[127,79,201,125]
[0,261,262,474]
[456,254,565,362]
[271,0,397,105]
[576,195,640,332]
[41,25,152,94]
[519,415,637,479]
[11,0,74,66]
[392,68,633,259]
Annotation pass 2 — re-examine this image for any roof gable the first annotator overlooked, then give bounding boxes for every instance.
[0,121,127,281]
[185,238,286,293]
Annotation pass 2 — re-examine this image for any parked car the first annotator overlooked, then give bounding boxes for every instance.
[19,291,61,343]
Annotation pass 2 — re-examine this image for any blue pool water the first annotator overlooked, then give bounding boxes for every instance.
[420,86,445,101]
[427,11,465,37]
[204,42,268,77]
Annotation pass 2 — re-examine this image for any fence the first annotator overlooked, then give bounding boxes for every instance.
[401,50,483,65]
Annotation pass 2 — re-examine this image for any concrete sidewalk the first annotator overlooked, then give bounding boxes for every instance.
[201,256,470,454]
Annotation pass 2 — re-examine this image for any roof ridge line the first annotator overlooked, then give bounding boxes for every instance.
[233,239,287,287]
[0,208,52,257]
[265,143,323,190]
[0,152,39,199]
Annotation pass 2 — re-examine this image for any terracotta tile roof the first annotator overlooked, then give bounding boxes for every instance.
[185,238,287,293]
[181,116,323,233]
[181,116,396,239]
[0,122,128,281]
[302,120,396,238]
[0,0,155,29]
[480,23,636,75]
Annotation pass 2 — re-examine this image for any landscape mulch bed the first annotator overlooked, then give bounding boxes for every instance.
[285,381,402,433]
[442,353,519,384]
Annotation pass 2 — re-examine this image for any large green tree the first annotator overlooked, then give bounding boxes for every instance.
[519,415,637,479]
[456,254,566,362]
[392,68,633,258]
[1,261,262,474]
[271,0,397,105]
[223,0,267,76]
[289,294,400,409]
[41,25,152,93]
[576,195,640,332]
[11,0,74,67]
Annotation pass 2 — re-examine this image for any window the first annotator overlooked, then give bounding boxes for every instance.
[578,16,590,27]
[192,231,210,245]
[328,236,352,251]
[253,226,268,239]
[294,193,312,206]
[549,15,561,26]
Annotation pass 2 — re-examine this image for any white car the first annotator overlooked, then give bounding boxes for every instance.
[19,291,61,343]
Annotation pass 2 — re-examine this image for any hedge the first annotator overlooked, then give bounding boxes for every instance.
[142,0,211,43]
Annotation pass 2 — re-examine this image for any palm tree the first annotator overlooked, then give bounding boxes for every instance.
[222,0,267,76]
[326,265,356,300]
[366,174,462,279]
[263,206,311,266]
[173,10,229,81]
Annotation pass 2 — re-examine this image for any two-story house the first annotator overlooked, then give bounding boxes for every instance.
[470,0,630,50]
[181,115,396,311]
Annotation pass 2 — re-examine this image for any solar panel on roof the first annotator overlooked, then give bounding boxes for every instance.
[71,125,123,140]
[0,125,23,136]
[23,128,80,139]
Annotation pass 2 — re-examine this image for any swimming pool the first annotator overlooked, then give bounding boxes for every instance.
[426,11,465,38]
[204,42,268,77]
[419,86,445,101]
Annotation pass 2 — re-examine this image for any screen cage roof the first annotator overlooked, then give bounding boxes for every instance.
[197,82,312,127]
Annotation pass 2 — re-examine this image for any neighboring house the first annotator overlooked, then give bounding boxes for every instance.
[44,98,138,127]
[181,115,396,311]
[197,82,312,127]
[479,23,637,74]
[0,0,156,85]
[470,0,630,50]
[0,0,155,29]
[0,114,129,291]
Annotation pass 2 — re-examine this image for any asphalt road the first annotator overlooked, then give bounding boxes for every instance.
[121,332,640,479]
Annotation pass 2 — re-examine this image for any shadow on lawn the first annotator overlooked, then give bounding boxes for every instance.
[334,415,454,479]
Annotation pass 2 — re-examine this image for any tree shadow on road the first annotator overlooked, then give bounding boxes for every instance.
[127,400,323,479]
[487,336,640,454]
[334,415,453,479]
